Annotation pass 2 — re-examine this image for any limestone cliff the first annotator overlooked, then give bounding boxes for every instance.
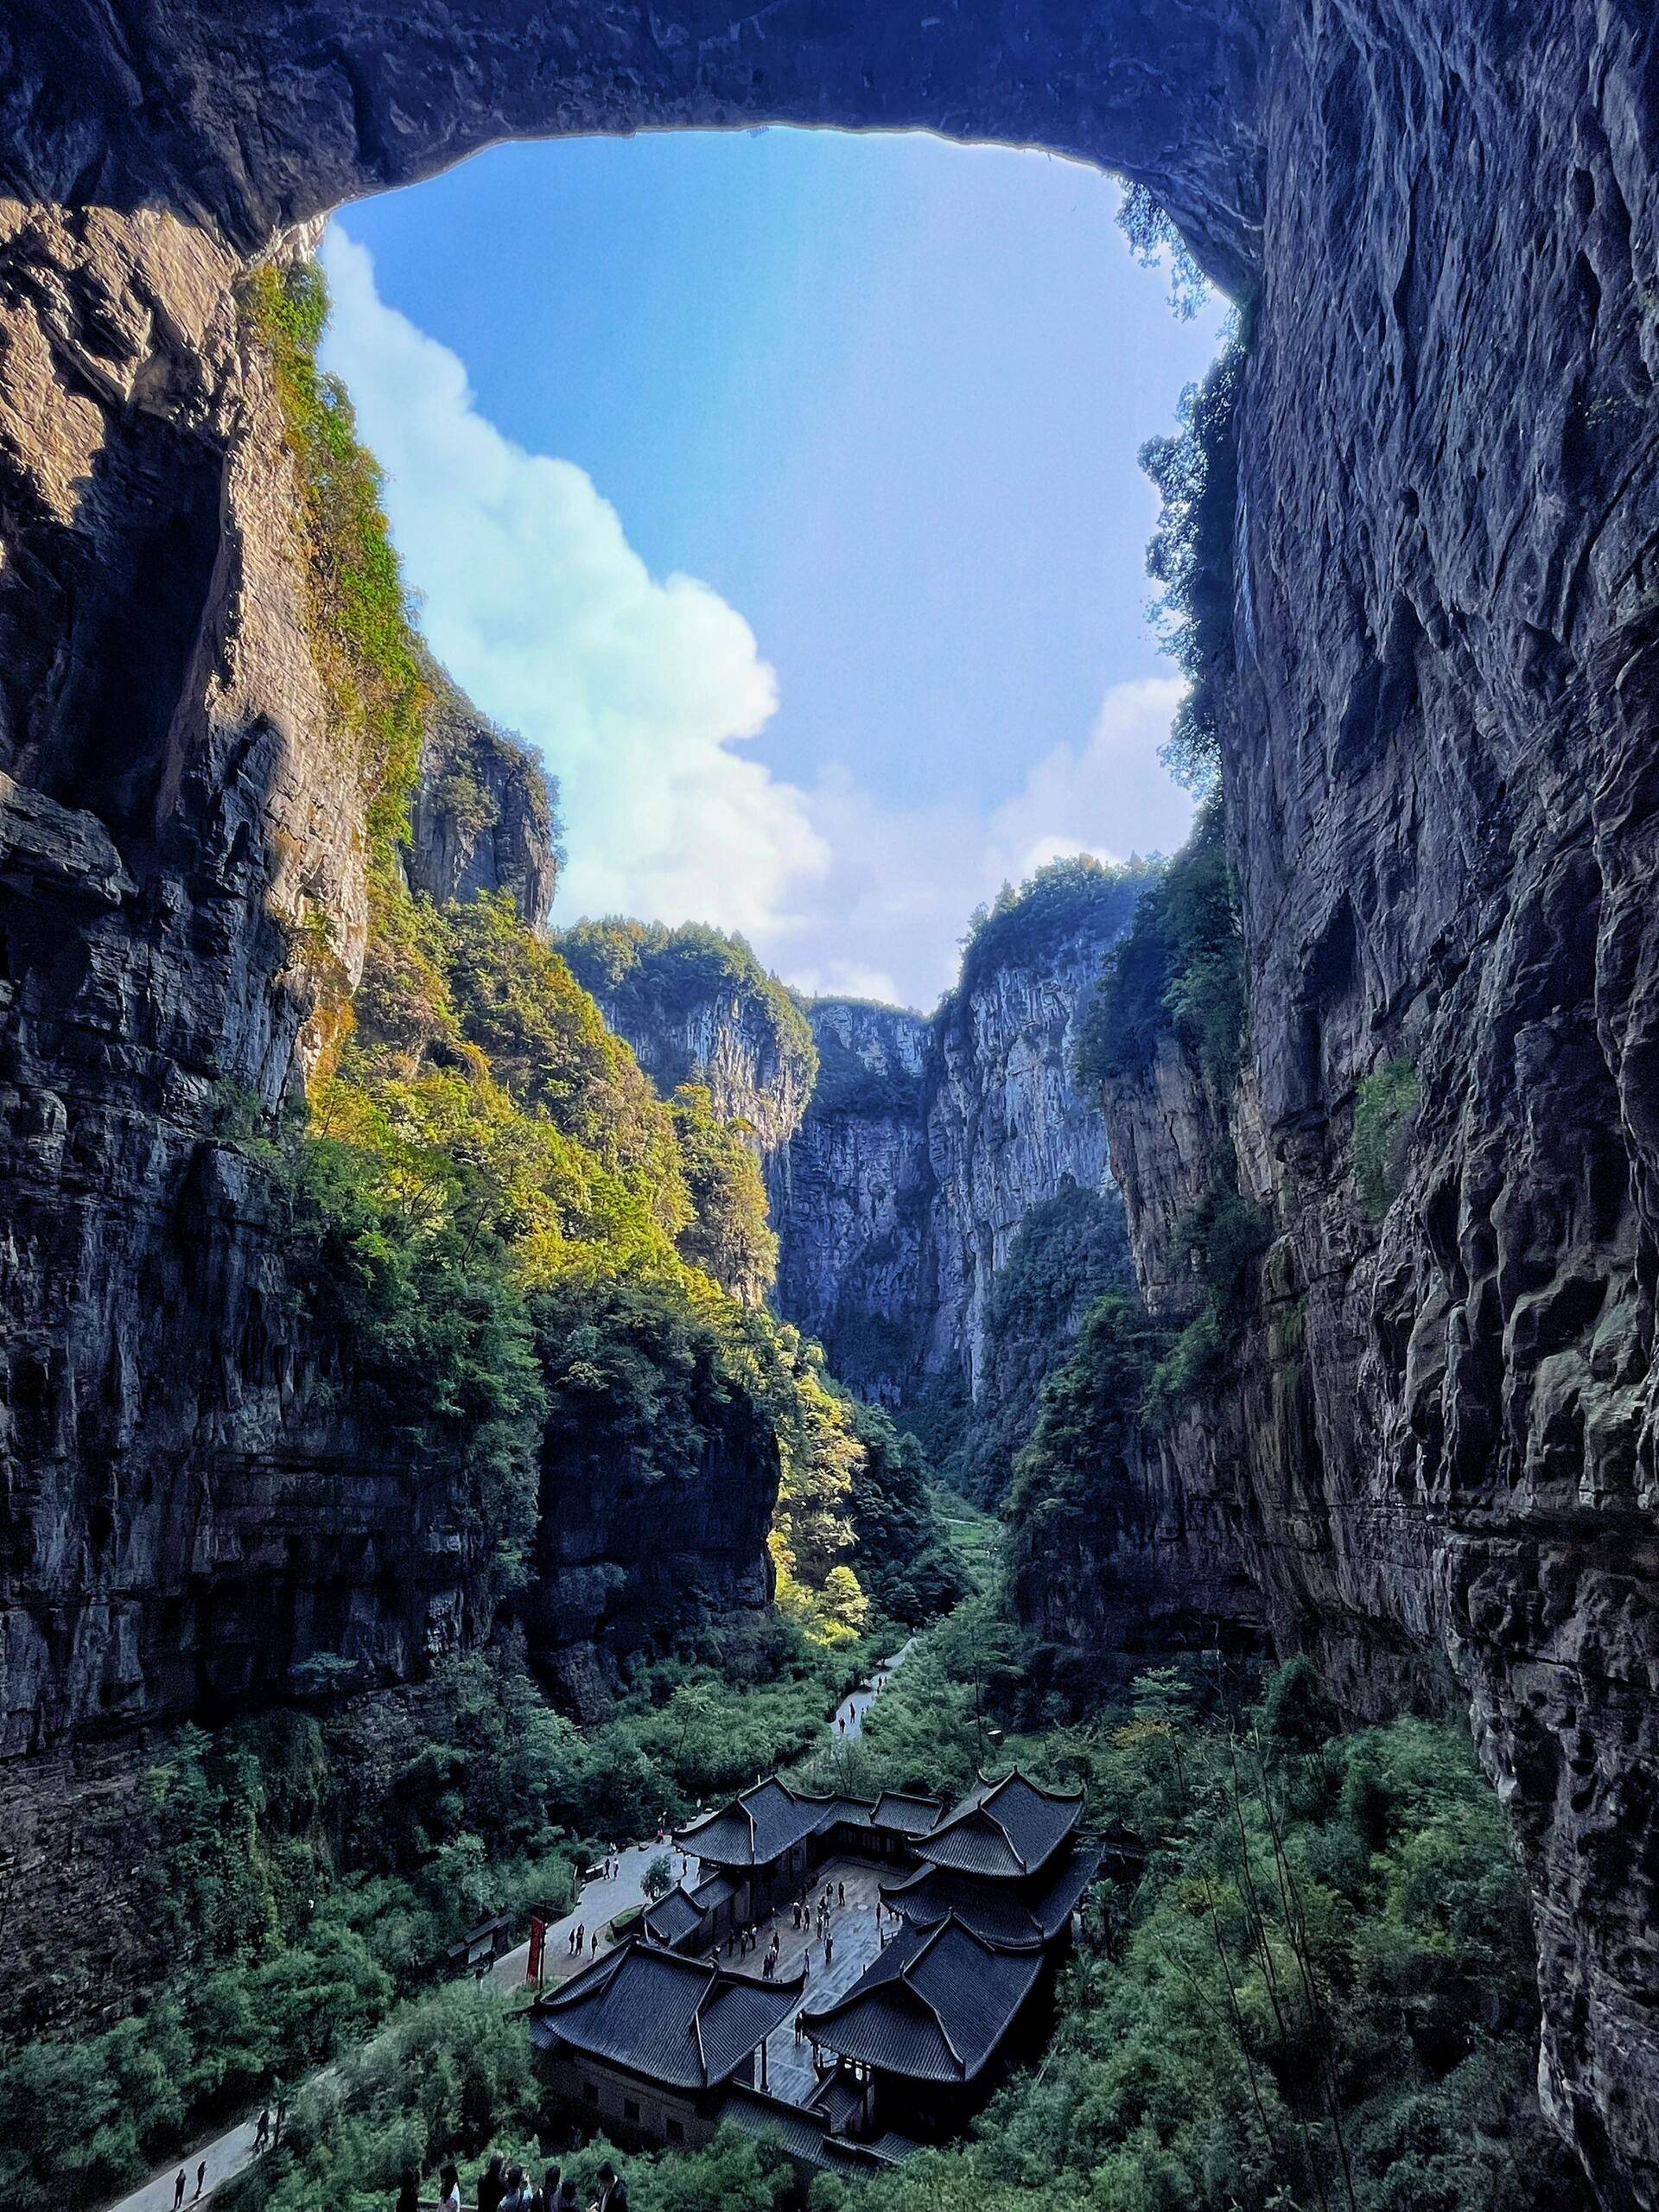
[405,659,561,929]
[557,919,817,1166]
[774,868,1145,1404]
[773,997,933,1395]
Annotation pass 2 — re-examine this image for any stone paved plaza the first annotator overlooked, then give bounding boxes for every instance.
[721,1856,892,2106]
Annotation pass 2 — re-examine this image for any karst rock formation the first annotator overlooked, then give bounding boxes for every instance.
[3,3,1658,2199]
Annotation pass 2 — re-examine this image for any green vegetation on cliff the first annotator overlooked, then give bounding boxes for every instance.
[1140,331,1247,792]
[668,1082,779,1300]
[558,917,819,1102]
[955,853,1154,1011]
[243,263,427,884]
[928,1186,1139,1507]
[1077,798,1246,1096]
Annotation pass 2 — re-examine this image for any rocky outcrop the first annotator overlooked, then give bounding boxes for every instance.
[773,998,933,1395]
[775,880,1143,1402]
[524,1408,779,1721]
[557,920,817,1163]
[5,5,1659,2199]
[406,662,560,928]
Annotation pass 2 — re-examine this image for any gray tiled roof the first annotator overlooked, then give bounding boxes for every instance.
[641,1886,703,1947]
[715,2087,922,2177]
[532,1939,801,2089]
[883,1837,1103,1947]
[715,2084,836,2166]
[869,1790,944,1836]
[798,1915,1042,2083]
[917,1770,1084,1881]
[677,1777,827,1868]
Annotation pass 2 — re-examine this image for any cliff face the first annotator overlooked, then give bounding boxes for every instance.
[773,998,933,1395]
[405,664,560,928]
[556,922,817,1166]
[775,884,1141,1402]
[920,906,1135,1392]
[1090,16,1659,2205]
[5,4,1659,2199]
[0,207,493,1762]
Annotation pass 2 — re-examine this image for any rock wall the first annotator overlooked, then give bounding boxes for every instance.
[773,998,934,1395]
[775,892,1141,1402]
[406,661,560,928]
[5,4,1659,2198]
[0,207,493,1763]
[1089,14,1659,2205]
[556,923,817,1165]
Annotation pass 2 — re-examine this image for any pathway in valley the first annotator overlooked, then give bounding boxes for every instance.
[105,1642,916,2211]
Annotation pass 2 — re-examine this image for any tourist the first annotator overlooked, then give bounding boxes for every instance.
[501,2162,535,2211]
[194,2155,207,2199]
[480,2148,508,2212]
[274,2094,288,2145]
[173,2171,186,2209]
[762,1948,775,1980]
[254,2108,270,2152]
[397,2172,420,2212]
[837,1880,846,1907]
[538,2164,563,2210]
[440,2162,462,2212]
[592,2159,623,2212]
[556,2178,580,2212]
[824,1930,835,1966]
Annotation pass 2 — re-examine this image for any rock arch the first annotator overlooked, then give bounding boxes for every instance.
[3,4,1659,2203]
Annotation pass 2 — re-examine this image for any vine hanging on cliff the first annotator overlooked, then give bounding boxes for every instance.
[242,261,427,883]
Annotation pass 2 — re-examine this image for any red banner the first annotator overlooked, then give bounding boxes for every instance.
[527,1916,545,1986]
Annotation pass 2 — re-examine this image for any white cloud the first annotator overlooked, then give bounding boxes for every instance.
[320,229,1195,1011]
[760,680,1193,1007]
[321,227,829,941]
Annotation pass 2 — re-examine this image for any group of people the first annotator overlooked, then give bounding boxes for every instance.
[794,1878,847,1951]
[168,2097,285,2206]
[416,2152,629,2212]
[565,1919,597,1959]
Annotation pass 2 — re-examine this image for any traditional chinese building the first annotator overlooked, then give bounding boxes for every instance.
[798,1771,1103,2140]
[672,1776,830,1922]
[533,1766,1115,2170]
[529,1937,803,2148]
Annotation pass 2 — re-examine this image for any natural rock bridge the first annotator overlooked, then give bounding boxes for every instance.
[3,4,1659,2202]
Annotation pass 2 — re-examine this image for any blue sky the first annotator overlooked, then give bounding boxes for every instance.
[324,129,1227,1005]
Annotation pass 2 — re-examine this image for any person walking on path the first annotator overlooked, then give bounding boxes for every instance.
[173,2172,186,2209]
[824,1930,835,1967]
[440,2162,462,2212]
[254,2110,270,2153]
[274,2094,287,2146]
[194,2157,207,2200]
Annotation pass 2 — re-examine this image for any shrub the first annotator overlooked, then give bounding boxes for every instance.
[1077,798,1245,1096]
[1354,1058,1421,1219]
[1141,333,1248,791]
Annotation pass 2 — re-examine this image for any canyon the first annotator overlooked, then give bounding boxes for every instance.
[3,3,1659,2203]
